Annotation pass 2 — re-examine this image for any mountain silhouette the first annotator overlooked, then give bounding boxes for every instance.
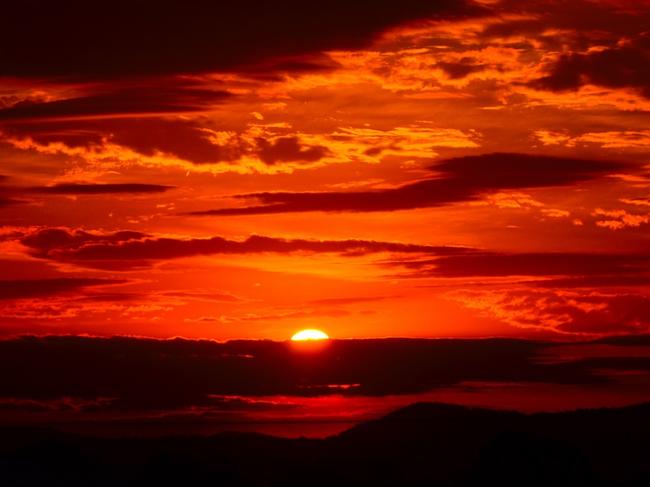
[1,402,648,486]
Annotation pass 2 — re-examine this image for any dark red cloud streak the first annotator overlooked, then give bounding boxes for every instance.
[30,183,174,195]
[436,59,487,79]
[0,278,125,300]
[257,136,331,165]
[533,34,650,99]
[529,276,650,289]
[0,118,332,166]
[0,85,231,121]
[391,252,650,279]
[190,153,627,215]
[21,229,148,255]
[20,228,470,268]
[0,181,173,207]
[0,0,485,80]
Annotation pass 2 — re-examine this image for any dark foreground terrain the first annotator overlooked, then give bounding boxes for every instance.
[1,402,649,486]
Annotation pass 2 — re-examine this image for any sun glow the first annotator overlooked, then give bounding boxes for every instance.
[291,329,330,341]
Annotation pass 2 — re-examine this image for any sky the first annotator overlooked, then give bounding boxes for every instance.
[1,0,649,343]
[1,1,650,432]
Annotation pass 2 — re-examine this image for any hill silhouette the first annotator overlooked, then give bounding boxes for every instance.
[1,402,649,486]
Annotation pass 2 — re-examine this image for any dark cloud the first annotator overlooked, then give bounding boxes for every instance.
[30,183,174,195]
[531,34,650,99]
[480,18,548,39]
[0,1,485,80]
[0,81,238,167]
[20,228,469,269]
[1,119,105,147]
[256,136,331,165]
[0,335,622,411]
[482,1,650,45]
[0,278,125,300]
[232,52,342,82]
[21,228,148,257]
[2,179,173,205]
[529,275,650,289]
[1,118,331,166]
[94,118,236,164]
[596,334,650,347]
[390,252,650,279]
[0,117,230,164]
[190,153,626,215]
[0,84,231,121]
[436,59,487,79]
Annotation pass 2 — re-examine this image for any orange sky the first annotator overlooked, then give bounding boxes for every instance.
[1,0,649,341]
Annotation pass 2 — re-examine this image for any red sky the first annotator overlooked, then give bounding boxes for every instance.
[1,0,650,342]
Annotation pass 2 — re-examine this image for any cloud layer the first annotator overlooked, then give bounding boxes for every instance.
[192,153,626,215]
[0,1,484,80]
[19,228,468,269]
[2,335,645,413]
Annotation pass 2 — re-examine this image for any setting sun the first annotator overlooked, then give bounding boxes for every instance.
[291,329,330,341]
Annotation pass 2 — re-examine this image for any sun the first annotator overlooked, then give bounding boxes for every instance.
[291,329,329,341]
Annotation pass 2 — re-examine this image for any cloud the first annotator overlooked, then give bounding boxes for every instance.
[528,275,650,289]
[481,1,650,46]
[21,228,148,257]
[0,84,231,121]
[436,58,487,79]
[448,289,650,335]
[0,335,620,413]
[256,136,331,165]
[0,278,125,300]
[535,130,650,150]
[29,183,175,195]
[592,208,650,230]
[621,197,650,207]
[189,153,626,215]
[0,180,173,206]
[1,118,336,168]
[531,33,650,99]
[390,251,650,279]
[0,1,485,80]
[19,228,471,269]
[388,249,650,336]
